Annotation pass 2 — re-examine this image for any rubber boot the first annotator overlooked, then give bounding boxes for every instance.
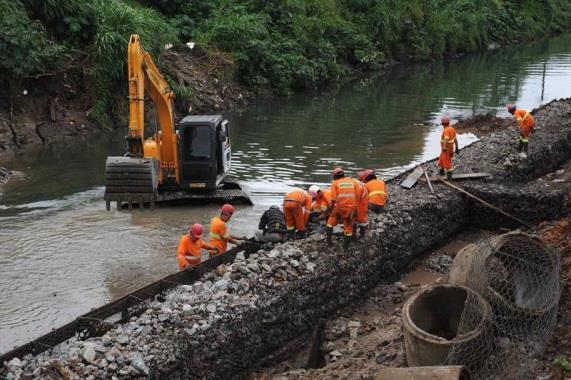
[343,235,351,250]
[438,168,445,176]
[296,230,307,239]
[518,140,524,152]
[523,142,529,158]
[359,225,367,237]
[286,230,295,241]
[326,226,333,244]
[446,170,452,180]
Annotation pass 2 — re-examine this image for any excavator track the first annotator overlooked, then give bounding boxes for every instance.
[104,157,159,210]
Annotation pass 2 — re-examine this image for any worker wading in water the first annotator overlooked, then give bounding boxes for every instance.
[360,169,388,213]
[209,204,242,254]
[283,188,312,239]
[507,104,535,158]
[177,223,218,271]
[327,168,359,249]
[437,116,459,179]
[354,175,369,237]
[256,205,287,243]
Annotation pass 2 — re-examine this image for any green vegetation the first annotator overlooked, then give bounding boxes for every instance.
[1,0,571,121]
[554,357,571,372]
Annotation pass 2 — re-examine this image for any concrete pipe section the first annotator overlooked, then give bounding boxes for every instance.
[402,284,491,367]
[376,365,472,380]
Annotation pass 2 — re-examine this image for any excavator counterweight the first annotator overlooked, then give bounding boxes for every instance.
[104,35,251,210]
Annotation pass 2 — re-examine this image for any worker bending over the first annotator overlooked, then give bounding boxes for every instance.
[209,204,241,254]
[256,205,287,243]
[360,169,388,213]
[308,185,331,218]
[354,175,369,237]
[507,104,535,158]
[437,116,459,179]
[283,187,312,239]
[177,223,218,271]
[327,168,359,249]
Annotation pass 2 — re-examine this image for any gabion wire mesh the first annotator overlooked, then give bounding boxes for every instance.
[445,232,561,379]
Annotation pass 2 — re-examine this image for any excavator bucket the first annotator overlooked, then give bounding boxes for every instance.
[104,156,159,210]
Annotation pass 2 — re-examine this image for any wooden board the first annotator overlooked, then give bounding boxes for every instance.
[400,166,425,189]
[422,172,491,182]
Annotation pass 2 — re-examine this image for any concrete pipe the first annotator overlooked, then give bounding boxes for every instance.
[375,366,471,380]
[402,284,491,367]
[449,232,560,336]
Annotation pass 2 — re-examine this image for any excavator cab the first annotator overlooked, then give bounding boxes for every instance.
[178,115,231,191]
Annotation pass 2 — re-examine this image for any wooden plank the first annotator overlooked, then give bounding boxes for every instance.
[428,172,491,182]
[400,166,425,189]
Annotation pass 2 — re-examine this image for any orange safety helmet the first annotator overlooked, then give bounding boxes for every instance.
[221,203,235,215]
[332,167,344,177]
[507,104,516,113]
[190,223,204,238]
[441,116,450,125]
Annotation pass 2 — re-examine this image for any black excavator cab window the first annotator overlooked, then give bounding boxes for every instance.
[183,125,211,161]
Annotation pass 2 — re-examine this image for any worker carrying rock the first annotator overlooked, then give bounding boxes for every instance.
[507,104,535,158]
[326,167,360,248]
[256,205,287,243]
[437,116,459,179]
[283,187,312,239]
[177,223,218,271]
[359,169,388,213]
[354,174,369,237]
[308,185,331,218]
[209,204,242,254]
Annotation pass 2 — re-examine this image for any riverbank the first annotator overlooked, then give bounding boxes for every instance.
[2,98,570,379]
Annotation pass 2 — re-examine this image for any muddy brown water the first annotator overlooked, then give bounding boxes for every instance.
[1,35,571,354]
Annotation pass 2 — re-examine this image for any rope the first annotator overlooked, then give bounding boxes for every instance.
[440,179,533,229]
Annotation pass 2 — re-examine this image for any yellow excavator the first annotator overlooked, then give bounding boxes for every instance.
[104,35,251,210]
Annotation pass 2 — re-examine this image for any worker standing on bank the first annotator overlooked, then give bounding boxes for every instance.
[209,204,241,254]
[177,223,218,271]
[437,116,459,179]
[327,168,359,248]
[354,174,369,237]
[308,185,332,218]
[283,187,312,239]
[507,104,535,158]
[360,169,388,213]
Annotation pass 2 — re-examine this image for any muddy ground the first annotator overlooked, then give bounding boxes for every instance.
[250,161,571,380]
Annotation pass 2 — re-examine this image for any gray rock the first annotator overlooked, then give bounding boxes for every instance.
[130,354,149,375]
[82,344,97,364]
[330,350,343,357]
[158,314,169,322]
[105,352,115,362]
[182,304,193,316]
[117,335,130,345]
[206,304,217,313]
[102,335,112,347]
[7,358,22,368]
[306,262,316,273]
[214,279,230,291]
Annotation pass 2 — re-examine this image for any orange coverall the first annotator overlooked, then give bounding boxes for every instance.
[283,188,312,231]
[355,180,369,227]
[514,109,535,142]
[209,216,231,254]
[311,189,332,213]
[437,126,457,173]
[327,177,359,236]
[365,179,388,207]
[177,234,216,271]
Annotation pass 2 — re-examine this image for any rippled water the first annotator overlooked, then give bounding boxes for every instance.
[1,35,571,353]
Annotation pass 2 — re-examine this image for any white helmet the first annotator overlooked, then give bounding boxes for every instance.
[308,185,320,197]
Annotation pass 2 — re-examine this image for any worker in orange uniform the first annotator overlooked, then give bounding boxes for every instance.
[507,104,535,158]
[354,174,369,237]
[360,169,388,213]
[308,185,332,217]
[437,116,459,180]
[209,204,241,254]
[177,223,218,271]
[283,187,312,239]
[327,168,359,249]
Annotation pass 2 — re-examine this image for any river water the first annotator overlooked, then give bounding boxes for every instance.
[1,35,571,353]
